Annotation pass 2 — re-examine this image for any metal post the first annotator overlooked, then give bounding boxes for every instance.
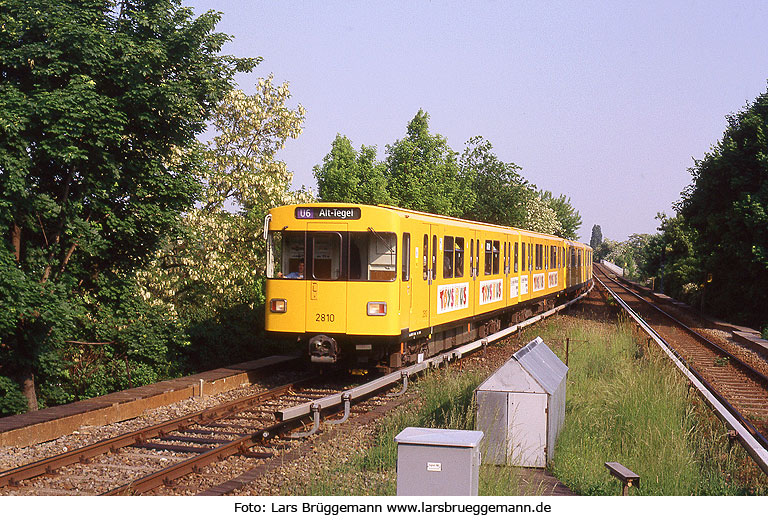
[287,403,321,439]
[326,393,352,425]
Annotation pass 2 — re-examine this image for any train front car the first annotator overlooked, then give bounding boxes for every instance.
[265,204,402,369]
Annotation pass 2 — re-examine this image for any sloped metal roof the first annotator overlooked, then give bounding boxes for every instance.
[477,337,567,395]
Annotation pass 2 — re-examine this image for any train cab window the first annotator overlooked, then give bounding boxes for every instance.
[514,242,519,273]
[423,234,429,280]
[402,233,410,281]
[443,236,454,278]
[267,230,305,279]
[455,237,465,277]
[349,231,397,281]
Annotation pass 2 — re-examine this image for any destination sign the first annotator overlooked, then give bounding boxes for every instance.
[295,207,361,220]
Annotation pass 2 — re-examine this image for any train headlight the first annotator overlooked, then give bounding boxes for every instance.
[270,299,287,313]
[367,302,387,316]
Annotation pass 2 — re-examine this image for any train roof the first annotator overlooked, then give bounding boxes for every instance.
[269,203,591,250]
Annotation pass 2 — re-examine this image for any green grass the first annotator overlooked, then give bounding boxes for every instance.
[543,317,767,495]
[280,316,768,496]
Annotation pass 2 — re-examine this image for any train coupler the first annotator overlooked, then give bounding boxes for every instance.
[309,334,338,364]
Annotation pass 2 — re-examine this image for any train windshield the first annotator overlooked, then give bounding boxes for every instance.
[267,230,396,281]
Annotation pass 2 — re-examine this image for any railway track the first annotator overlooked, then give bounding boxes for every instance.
[0,376,364,496]
[0,285,594,496]
[594,264,768,460]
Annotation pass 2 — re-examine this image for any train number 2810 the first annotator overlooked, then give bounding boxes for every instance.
[315,313,335,322]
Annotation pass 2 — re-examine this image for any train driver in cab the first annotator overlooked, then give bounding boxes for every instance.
[279,261,304,279]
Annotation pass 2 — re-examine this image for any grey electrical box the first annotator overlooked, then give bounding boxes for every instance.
[395,427,484,496]
[475,337,567,468]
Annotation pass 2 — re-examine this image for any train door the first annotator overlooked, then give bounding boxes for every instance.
[305,223,347,334]
[409,223,432,333]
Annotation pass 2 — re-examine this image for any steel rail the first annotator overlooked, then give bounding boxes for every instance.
[0,379,311,488]
[597,265,768,386]
[278,282,594,422]
[102,418,299,496]
[594,268,768,474]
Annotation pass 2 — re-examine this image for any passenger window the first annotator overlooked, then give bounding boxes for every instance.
[470,239,474,276]
[493,241,500,275]
[529,243,533,271]
[521,243,525,272]
[443,236,454,279]
[402,233,410,281]
[484,240,492,275]
[455,237,464,277]
[514,242,519,273]
[423,234,429,280]
[476,240,480,275]
[432,235,437,279]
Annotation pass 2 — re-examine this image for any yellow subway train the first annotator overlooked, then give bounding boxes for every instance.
[265,203,592,370]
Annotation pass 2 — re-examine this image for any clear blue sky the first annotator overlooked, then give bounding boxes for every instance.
[186,0,768,241]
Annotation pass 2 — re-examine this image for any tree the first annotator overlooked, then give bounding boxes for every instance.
[314,135,390,205]
[540,190,582,240]
[0,0,255,411]
[679,85,768,325]
[460,137,525,226]
[137,78,311,368]
[590,225,603,252]
[384,110,472,216]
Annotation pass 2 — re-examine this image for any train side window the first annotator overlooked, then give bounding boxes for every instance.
[529,243,533,271]
[443,236,454,278]
[423,234,429,280]
[470,239,474,276]
[538,244,543,270]
[402,233,410,281]
[432,235,437,280]
[484,240,492,275]
[514,242,519,273]
[521,243,525,272]
[503,242,507,274]
[455,237,464,277]
[476,239,480,275]
[493,241,500,275]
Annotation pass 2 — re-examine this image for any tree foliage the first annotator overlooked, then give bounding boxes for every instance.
[460,136,525,226]
[0,0,255,412]
[314,135,390,205]
[539,190,582,240]
[313,117,584,237]
[590,225,603,252]
[137,78,312,369]
[678,86,768,326]
[384,110,473,217]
